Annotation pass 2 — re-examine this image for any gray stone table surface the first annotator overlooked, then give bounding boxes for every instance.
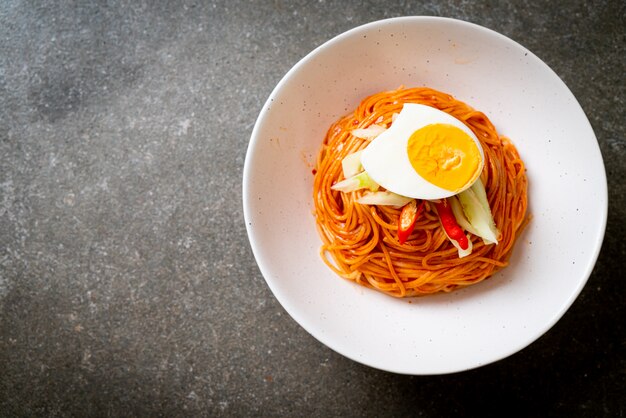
[1,0,624,416]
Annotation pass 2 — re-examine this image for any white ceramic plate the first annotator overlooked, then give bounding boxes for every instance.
[243,17,607,374]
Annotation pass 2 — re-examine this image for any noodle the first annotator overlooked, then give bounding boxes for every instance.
[313,87,529,297]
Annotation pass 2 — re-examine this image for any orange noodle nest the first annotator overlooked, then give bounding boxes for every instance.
[313,87,529,297]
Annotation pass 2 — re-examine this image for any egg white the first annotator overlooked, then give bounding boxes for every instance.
[360,103,484,200]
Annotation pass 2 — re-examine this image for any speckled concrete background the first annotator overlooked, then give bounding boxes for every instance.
[0,0,624,416]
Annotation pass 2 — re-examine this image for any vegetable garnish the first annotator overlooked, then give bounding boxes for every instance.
[435,199,469,250]
[397,199,425,245]
[351,124,387,140]
[456,179,500,245]
[331,131,499,258]
[341,150,364,179]
[331,171,379,193]
[356,191,413,207]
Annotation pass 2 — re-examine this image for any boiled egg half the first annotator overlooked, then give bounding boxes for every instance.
[360,103,484,200]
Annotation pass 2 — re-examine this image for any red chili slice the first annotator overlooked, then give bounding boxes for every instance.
[435,199,469,250]
[397,200,425,245]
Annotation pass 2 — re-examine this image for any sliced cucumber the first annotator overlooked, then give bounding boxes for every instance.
[351,124,386,140]
[456,179,499,245]
[356,191,412,207]
[341,150,363,179]
[449,195,479,236]
[331,171,379,193]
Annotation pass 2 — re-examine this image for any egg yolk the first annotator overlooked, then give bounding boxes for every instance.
[406,123,482,192]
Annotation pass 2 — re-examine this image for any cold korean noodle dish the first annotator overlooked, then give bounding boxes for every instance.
[313,87,529,297]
